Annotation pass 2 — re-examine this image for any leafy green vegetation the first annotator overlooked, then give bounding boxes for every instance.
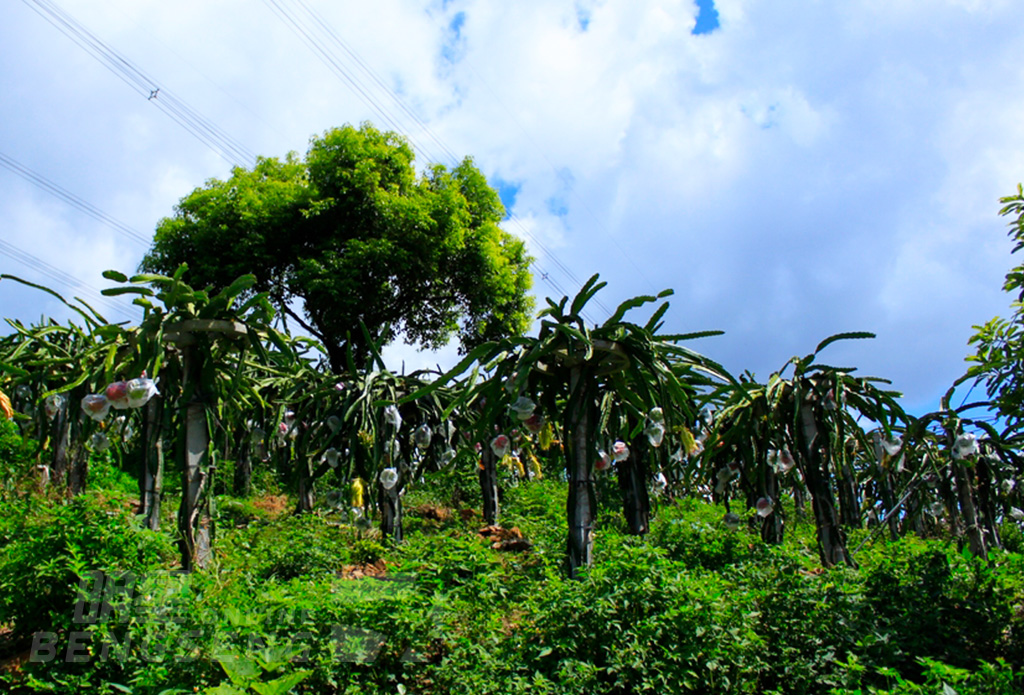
[0,479,1021,694]
[2,171,1024,694]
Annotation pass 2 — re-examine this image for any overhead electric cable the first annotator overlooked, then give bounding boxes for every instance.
[0,239,140,324]
[261,0,606,319]
[0,152,150,248]
[22,0,256,168]
[286,0,461,165]
[260,0,446,165]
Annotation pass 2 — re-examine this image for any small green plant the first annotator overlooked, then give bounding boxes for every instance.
[351,538,387,565]
[0,491,173,636]
[207,644,312,695]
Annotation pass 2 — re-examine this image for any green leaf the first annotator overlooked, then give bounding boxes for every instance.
[813,331,875,355]
[102,286,156,297]
[604,291,670,327]
[250,670,312,695]
[204,686,248,695]
[218,655,262,685]
[570,273,606,317]
[129,273,174,284]
[102,269,129,283]
[659,330,725,342]
[0,360,30,377]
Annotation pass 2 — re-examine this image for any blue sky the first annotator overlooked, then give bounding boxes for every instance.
[2,0,1024,416]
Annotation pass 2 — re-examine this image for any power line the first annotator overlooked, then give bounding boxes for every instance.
[261,0,458,167]
[22,0,610,323]
[22,0,256,168]
[0,238,140,324]
[261,0,609,320]
[0,151,150,248]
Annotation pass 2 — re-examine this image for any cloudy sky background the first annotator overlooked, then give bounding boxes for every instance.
[2,0,1023,414]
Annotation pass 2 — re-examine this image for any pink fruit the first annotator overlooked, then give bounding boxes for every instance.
[106,381,128,401]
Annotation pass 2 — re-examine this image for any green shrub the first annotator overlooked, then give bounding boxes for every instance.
[648,498,756,570]
[0,417,37,493]
[0,491,173,636]
[854,542,1024,677]
[216,513,353,580]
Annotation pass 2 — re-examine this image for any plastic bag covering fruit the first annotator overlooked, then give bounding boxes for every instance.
[384,405,402,430]
[723,512,742,530]
[880,437,902,456]
[280,411,298,440]
[440,448,458,466]
[44,394,65,420]
[90,432,111,452]
[325,448,341,468]
[250,426,265,444]
[756,496,774,517]
[105,381,130,410]
[524,413,543,434]
[81,394,111,422]
[414,423,432,450]
[595,450,612,471]
[126,377,159,408]
[379,467,399,490]
[644,421,665,448]
[509,396,536,420]
[952,432,979,460]
[327,415,342,434]
[648,407,664,423]
[769,448,795,474]
[612,440,629,462]
[490,434,510,458]
[714,461,742,494]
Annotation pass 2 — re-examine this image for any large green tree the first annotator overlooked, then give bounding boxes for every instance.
[141,123,534,371]
[964,184,1024,431]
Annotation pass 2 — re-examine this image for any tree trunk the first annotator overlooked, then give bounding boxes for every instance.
[479,446,499,525]
[233,428,252,497]
[878,469,900,541]
[565,365,596,579]
[617,435,650,535]
[952,460,987,558]
[380,485,402,542]
[140,397,164,531]
[178,344,213,572]
[837,461,860,528]
[975,456,1002,551]
[760,465,785,544]
[793,483,807,519]
[50,398,71,489]
[68,448,88,495]
[295,457,315,513]
[797,404,856,568]
[939,470,961,538]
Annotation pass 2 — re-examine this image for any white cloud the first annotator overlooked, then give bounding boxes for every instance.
[2,0,1024,411]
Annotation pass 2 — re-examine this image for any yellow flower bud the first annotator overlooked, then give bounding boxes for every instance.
[528,452,543,479]
[678,426,697,456]
[350,478,365,509]
[539,421,555,451]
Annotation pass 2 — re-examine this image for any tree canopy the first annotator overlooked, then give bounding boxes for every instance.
[964,184,1024,430]
[141,123,534,371]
